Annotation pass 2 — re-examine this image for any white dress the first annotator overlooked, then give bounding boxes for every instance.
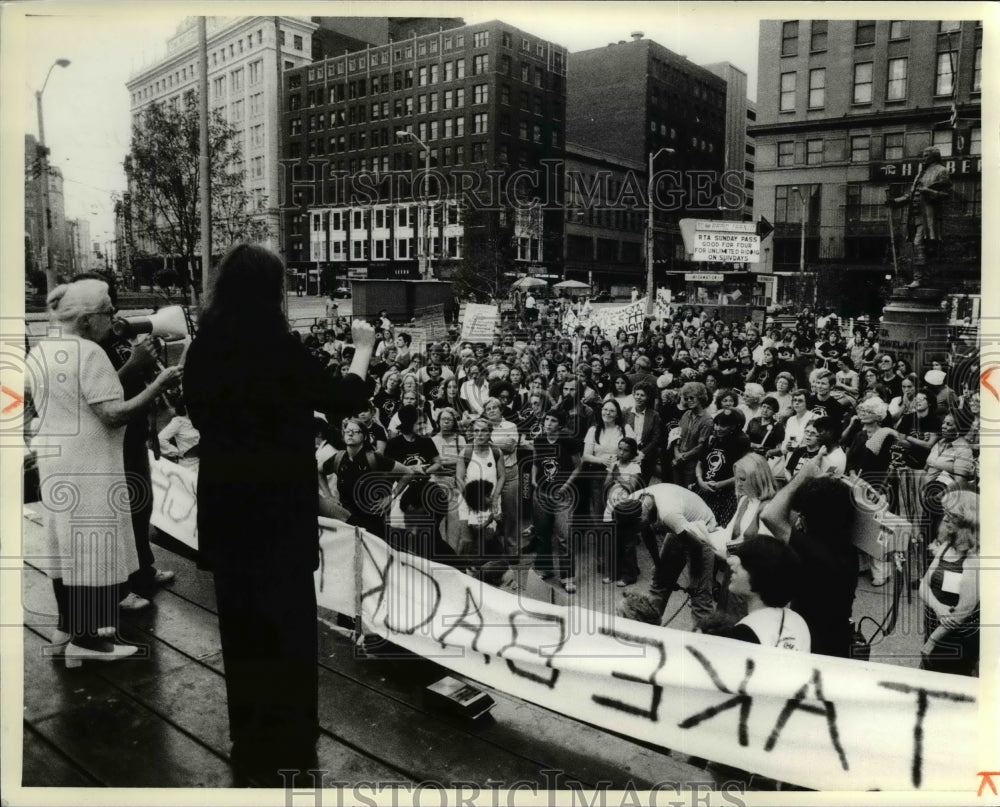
[27,336,139,586]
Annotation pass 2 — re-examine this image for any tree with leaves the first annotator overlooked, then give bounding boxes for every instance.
[124,93,267,302]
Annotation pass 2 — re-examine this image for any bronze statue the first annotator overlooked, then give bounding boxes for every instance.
[886,146,951,288]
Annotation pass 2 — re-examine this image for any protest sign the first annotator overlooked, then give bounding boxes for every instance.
[314,522,978,792]
[459,303,500,342]
[145,472,979,791]
[149,453,198,550]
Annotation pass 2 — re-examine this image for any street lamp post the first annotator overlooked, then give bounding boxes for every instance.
[36,58,71,294]
[792,185,807,305]
[646,147,675,318]
[396,130,432,279]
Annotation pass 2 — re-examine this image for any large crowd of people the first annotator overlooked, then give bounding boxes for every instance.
[25,245,981,786]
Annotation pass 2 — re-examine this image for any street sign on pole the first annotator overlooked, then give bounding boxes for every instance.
[679,218,762,263]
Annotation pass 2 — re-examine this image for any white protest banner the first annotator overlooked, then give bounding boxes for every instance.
[314,522,978,792]
[149,452,198,550]
[459,303,500,342]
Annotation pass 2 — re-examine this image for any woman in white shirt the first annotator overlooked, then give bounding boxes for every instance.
[582,400,635,518]
[482,397,521,556]
[459,362,490,416]
[780,389,815,456]
[431,407,467,552]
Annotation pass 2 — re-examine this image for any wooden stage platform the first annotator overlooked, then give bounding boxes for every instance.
[18,512,713,790]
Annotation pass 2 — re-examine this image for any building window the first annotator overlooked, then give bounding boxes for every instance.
[806,139,823,165]
[884,132,904,160]
[533,124,542,144]
[249,60,262,85]
[473,112,488,134]
[500,84,510,105]
[850,135,871,163]
[775,184,816,224]
[212,76,225,96]
[935,51,956,95]
[852,62,873,103]
[808,68,825,108]
[472,142,486,163]
[472,54,489,75]
[473,31,489,47]
[970,127,981,155]
[444,61,454,81]
[781,21,798,56]
[520,121,529,140]
[455,116,464,136]
[456,59,465,78]
[938,21,962,33]
[779,72,796,111]
[430,64,439,84]
[810,20,827,51]
[251,156,264,178]
[474,84,488,104]
[777,141,794,166]
[889,20,909,39]
[855,20,876,45]
[972,48,981,92]
[885,57,908,101]
[931,129,952,158]
[418,66,428,87]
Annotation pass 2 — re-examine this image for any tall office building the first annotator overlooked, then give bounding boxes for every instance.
[24,133,71,276]
[751,19,982,313]
[567,35,742,300]
[703,61,755,222]
[126,16,318,254]
[280,19,568,287]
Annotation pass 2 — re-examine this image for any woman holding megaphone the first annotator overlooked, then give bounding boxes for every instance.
[27,278,181,667]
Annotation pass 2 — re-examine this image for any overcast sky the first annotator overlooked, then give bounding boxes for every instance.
[13,2,764,244]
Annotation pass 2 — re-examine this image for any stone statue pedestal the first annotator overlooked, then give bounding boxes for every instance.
[879,283,951,372]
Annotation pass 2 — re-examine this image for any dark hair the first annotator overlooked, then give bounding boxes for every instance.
[715,408,743,429]
[618,436,639,456]
[199,243,286,337]
[595,397,625,443]
[761,396,780,412]
[397,404,419,433]
[633,380,656,399]
[732,537,801,607]
[789,477,855,545]
[545,407,567,426]
[611,373,632,393]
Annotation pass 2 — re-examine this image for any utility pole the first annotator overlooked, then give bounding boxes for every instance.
[198,16,211,303]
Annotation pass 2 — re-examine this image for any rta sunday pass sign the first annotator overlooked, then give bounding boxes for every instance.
[680,219,761,263]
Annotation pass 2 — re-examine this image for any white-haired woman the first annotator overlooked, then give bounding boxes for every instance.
[26,279,180,666]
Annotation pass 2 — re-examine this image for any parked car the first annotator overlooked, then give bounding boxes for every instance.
[331,286,352,298]
[592,290,615,303]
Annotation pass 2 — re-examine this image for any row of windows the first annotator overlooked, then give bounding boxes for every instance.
[779,48,981,111]
[302,29,562,82]
[649,56,724,108]
[775,127,982,167]
[289,137,553,176]
[289,85,562,133]
[311,205,463,232]
[781,19,975,56]
[306,235,464,261]
[132,27,305,104]
[293,55,558,102]
[648,120,718,154]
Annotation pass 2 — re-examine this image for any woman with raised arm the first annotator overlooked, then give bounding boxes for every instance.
[183,244,375,785]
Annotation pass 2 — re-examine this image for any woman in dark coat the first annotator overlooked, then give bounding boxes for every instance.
[184,244,375,785]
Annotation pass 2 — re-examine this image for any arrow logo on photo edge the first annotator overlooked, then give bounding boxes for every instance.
[1,385,24,414]
[981,366,1000,402]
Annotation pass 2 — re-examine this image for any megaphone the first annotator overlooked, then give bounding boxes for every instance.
[111,305,189,341]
